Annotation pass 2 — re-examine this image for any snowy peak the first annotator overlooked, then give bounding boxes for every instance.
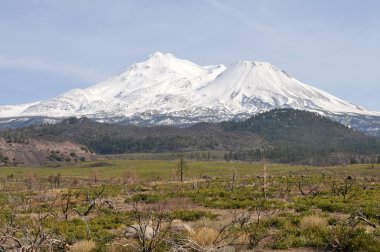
[126,51,207,79]
[146,51,179,65]
[148,51,171,58]
[198,59,373,115]
[232,60,278,69]
[199,59,299,101]
[0,52,379,126]
[84,52,222,107]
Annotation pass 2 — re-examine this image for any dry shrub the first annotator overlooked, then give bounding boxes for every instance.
[300,215,327,229]
[190,227,219,247]
[146,198,195,211]
[170,219,195,234]
[24,172,38,189]
[70,240,96,252]
[106,243,134,252]
[123,170,139,184]
[236,232,251,244]
[170,168,177,181]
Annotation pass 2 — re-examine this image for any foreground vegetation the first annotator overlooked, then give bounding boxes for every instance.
[0,159,379,251]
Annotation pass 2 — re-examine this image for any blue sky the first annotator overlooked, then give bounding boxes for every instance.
[0,0,379,110]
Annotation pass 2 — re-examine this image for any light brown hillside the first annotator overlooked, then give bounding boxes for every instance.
[0,137,93,166]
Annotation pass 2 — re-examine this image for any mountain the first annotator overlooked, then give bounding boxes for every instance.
[1,109,379,165]
[1,52,379,135]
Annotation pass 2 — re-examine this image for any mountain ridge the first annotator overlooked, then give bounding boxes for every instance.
[1,52,379,136]
[1,109,379,166]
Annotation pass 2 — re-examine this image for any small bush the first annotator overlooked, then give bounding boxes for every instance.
[317,199,347,213]
[295,205,310,213]
[327,217,339,226]
[264,217,288,229]
[269,233,295,249]
[170,210,218,222]
[295,225,329,248]
[129,193,162,203]
[190,227,219,247]
[49,219,88,244]
[327,225,380,252]
[300,215,327,230]
[249,226,267,248]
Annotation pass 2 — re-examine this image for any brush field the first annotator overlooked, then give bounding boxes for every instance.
[0,159,379,251]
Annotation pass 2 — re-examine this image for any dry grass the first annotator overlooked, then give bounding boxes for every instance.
[194,217,214,228]
[106,238,139,252]
[149,197,195,211]
[70,240,96,252]
[163,197,195,210]
[300,215,327,229]
[190,227,219,247]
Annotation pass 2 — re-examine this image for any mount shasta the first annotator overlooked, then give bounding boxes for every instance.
[0,52,379,136]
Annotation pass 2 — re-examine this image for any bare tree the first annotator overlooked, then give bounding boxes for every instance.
[0,195,67,251]
[61,191,72,221]
[178,151,187,183]
[226,168,238,192]
[331,176,357,200]
[262,162,269,199]
[73,185,105,217]
[72,185,105,240]
[116,202,174,252]
[295,176,319,196]
[347,210,377,228]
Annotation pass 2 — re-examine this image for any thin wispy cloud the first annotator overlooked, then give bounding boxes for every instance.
[0,55,108,83]
[203,0,271,35]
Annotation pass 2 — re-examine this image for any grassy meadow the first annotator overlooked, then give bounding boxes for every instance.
[1,159,379,180]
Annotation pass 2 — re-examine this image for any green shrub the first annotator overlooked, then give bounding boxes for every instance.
[294,203,310,212]
[269,232,295,249]
[49,219,88,244]
[264,217,288,229]
[169,210,218,222]
[317,200,346,213]
[249,225,267,248]
[90,212,127,229]
[129,193,162,203]
[327,225,380,252]
[295,226,329,248]
[327,217,339,226]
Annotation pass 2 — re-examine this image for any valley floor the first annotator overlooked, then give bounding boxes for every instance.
[0,160,379,251]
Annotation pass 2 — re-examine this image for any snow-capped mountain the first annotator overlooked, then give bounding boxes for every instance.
[1,52,379,135]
